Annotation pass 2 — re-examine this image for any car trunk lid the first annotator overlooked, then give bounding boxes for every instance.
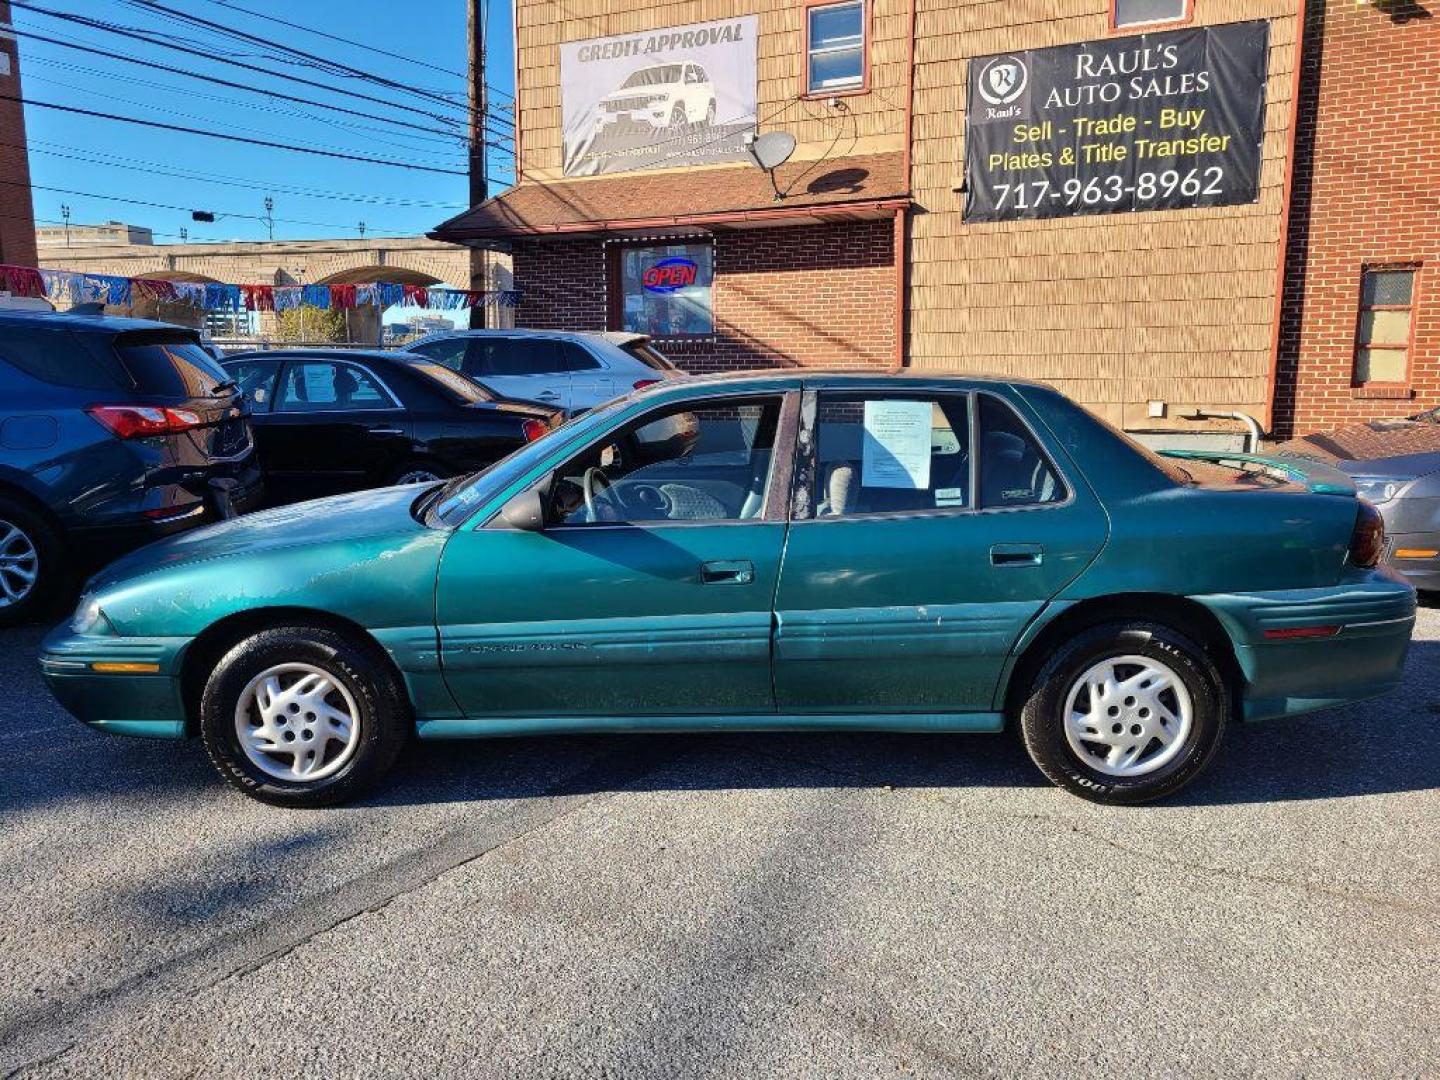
[1159,449,1357,495]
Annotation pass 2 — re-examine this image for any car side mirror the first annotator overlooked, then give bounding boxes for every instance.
[499,485,547,532]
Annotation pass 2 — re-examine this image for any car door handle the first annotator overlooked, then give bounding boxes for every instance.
[367,427,405,436]
[534,390,561,401]
[700,559,755,585]
[990,543,1043,567]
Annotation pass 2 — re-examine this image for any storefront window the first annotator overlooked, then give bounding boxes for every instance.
[614,243,714,338]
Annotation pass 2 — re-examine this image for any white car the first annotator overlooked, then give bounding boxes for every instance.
[401,330,683,412]
[593,62,718,132]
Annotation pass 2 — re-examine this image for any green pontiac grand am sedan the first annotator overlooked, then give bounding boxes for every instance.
[41,372,1415,807]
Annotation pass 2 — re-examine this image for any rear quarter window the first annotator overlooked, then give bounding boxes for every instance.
[0,326,125,390]
[115,332,231,397]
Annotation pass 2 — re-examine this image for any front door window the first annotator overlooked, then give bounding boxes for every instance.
[549,396,783,525]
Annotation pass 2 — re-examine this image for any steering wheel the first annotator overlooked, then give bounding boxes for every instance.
[582,466,613,521]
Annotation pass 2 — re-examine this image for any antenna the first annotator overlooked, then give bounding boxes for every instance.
[744,131,796,201]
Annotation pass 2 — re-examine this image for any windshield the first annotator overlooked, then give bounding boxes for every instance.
[427,396,631,527]
[621,65,682,89]
[407,360,494,403]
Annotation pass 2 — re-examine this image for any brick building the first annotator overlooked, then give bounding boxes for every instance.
[1273,1,1439,436]
[435,0,1434,440]
[0,0,37,269]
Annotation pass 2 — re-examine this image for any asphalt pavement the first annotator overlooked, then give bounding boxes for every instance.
[1,610,1437,1079]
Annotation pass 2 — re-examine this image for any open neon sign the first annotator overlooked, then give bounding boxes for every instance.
[642,257,699,293]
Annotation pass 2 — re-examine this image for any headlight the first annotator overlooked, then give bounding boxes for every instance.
[1352,476,1414,505]
[70,594,106,634]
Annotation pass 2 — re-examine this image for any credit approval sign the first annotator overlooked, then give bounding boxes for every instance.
[963,21,1270,223]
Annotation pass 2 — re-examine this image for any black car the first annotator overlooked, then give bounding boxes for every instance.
[0,310,261,625]
[221,349,561,505]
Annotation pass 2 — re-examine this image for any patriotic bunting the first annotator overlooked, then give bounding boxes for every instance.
[1,264,523,312]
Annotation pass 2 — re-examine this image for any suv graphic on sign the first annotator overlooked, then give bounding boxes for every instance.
[593,62,718,132]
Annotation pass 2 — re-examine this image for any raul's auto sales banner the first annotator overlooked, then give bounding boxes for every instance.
[560,16,758,178]
[964,20,1269,223]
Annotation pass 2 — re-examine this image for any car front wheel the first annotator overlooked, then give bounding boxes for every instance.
[1018,621,1228,804]
[200,626,409,807]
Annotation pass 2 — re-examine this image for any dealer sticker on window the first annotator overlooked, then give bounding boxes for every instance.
[935,487,966,508]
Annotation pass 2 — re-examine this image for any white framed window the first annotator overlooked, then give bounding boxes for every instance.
[806,0,865,95]
[1112,0,1192,29]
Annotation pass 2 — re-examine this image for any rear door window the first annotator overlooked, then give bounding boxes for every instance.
[480,338,573,376]
[564,343,601,371]
[276,361,396,412]
[812,394,971,516]
[115,333,232,397]
[0,325,124,390]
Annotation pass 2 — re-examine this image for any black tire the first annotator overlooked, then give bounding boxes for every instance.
[670,102,686,127]
[705,99,717,125]
[0,494,68,628]
[386,459,451,486]
[1018,622,1228,805]
[200,626,409,808]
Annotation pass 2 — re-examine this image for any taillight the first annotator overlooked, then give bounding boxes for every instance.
[86,405,204,439]
[1349,499,1386,568]
[521,418,549,443]
[632,378,660,391]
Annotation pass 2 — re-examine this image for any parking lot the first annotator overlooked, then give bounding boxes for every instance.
[0,608,1436,1079]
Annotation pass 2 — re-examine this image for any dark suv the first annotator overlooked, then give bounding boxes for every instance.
[0,310,261,625]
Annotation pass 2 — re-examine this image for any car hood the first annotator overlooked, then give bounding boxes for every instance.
[1277,419,1440,474]
[90,484,433,590]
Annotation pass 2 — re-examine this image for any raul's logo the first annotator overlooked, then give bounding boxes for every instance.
[977,56,1028,106]
[642,257,699,293]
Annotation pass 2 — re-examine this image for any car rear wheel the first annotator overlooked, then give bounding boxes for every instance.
[200,626,409,807]
[0,496,66,627]
[1018,622,1228,804]
[670,102,686,126]
[389,460,450,486]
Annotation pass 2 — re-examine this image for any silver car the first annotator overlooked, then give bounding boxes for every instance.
[401,330,681,412]
[1279,412,1440,592]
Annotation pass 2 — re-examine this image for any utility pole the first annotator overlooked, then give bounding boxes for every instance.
[262,196,275,241]
[179,227,188,244]
[60,203,70,246]
[467,0,488,329]
[358,220,366,239]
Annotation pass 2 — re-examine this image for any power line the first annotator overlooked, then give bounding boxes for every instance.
[21,70,475,164]
[3,177,409,234]
[20,52,497,152]
[203,0,515,104]
[1,93,471,175]
[129,0,510,123]
[8,136,479,209]
[7,1,469,130]
[4,25,512,146]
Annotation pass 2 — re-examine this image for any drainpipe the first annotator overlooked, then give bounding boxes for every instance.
[1184,410,1266,454]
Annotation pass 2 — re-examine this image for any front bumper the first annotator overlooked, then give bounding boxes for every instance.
[39,625,191,739]
[1384,531,1440,592]
[1195,567,1417,722]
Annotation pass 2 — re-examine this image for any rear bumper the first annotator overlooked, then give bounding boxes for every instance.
[1194,568,1416,722]
[39,626,190,739]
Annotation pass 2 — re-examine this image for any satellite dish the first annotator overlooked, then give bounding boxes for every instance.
[748,131,796,172]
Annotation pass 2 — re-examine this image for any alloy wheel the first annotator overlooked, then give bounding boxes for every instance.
[394,469,442,485]
[234,662,362,782]
[0,519,39,608]
[1062,654,1194,777]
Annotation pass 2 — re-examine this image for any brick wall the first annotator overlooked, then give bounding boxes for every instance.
[0,0,36,268]
[1273,0,1440,436]
[512,218,897,373]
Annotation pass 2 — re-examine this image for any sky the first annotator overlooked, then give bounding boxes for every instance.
[12,0,516,251]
